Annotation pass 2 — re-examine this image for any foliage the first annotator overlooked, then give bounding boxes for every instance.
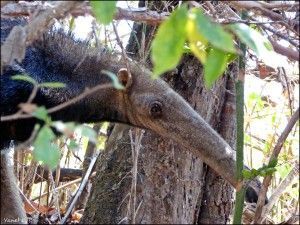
[90,1,117,25]
[151,6,188,77]
[151,5,276,88]
[242,159,277,180]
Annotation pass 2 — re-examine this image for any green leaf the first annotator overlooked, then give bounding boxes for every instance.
[188,42,207,64]
[183,44,192,54]
[227,52,238,63]
[69,16,75,30]
[228,23,275,67]
[68,139,78,150]
[151,6,188,77]
[228,23,258,53]
[39,82,66,88]
[276,163,291,179]
[259,167,276,177]
[33,125,60,170]
[101,70,124,90]
[91,1,117,25]
[75,125,97,143]
[32,106,48,121]
[242,170,253,179]
[204,48,229,88]
[189,8,236,53]
[268,158,278,168]
[11,75,37,85]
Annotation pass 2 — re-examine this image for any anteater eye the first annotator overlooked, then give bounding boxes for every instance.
[150,101,162,118]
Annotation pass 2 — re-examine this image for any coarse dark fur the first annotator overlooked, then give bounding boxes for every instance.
[1,18,134,146]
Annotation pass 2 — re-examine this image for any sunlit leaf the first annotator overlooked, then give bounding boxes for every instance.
[242,170,253,179]
[32,106,48,121]
[228,23,276,68]
[91,1,117,25]
[260,167,276,177]
[189,8,236,53]
[39,82,66,88]
[68,139,78,150]
[276,163,291,179]
[33,125,60,170]
[11,75,37,85]
[151,6,188,77]
[204,48,229,88]
[188,42,207,64]
[69,16,75,30]
[75,125,97,144]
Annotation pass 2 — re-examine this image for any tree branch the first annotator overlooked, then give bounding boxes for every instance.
[225,1,299,34]
[254,107,300,224]
[262,162,299,222]
[2,2,298,62]
[269,39,299,62]
[1,1,83,68]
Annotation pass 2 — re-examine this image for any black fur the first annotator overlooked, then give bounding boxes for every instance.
[1,18,121,146]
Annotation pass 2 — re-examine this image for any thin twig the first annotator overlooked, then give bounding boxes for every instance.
[225,1,299,34]
[2,84,39,123]
[60,152,100,224]
[261,162,299,222]
[1,83,113,122]
[128,129,144,224]
[48,171,62,222]
[31,172,96,201]
[254,20,299,48]
[281,67,294,116]
[112,22,131,75]
[254,107,300,223]
[18,185,39,214]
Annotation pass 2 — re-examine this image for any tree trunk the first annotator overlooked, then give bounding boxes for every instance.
[1,149,27,224]
[82,2,237,224]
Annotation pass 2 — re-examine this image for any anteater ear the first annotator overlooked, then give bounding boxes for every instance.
[117,68,132,89]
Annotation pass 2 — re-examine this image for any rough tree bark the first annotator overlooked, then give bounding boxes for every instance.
[82,2,237,224]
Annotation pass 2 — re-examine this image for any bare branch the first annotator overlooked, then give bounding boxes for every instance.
[269,39,299,62]
[1,1,83,68]
[258,1,299,11]
[225,1,299,34]
[254,107,300,224]
[115,7,169,25]
[262,162,299,221]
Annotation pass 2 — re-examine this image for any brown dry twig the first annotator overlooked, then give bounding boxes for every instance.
[60,153,100,224]
[2,1,299,62]
[262,162,299,222]
[1,1,83,68]
[254,107,300,224]
[225,1,299,34]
